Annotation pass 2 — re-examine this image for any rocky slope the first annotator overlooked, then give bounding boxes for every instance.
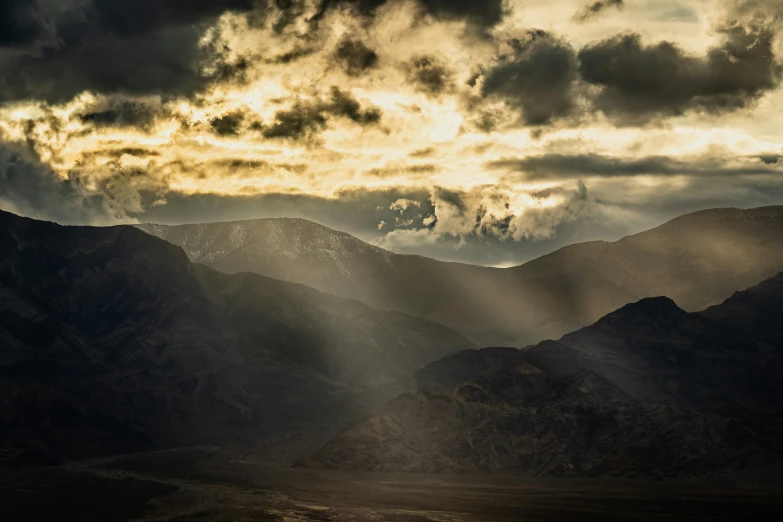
[412,347,528,391]
[300,276,783,478]
[0,210,473,464]
[138,207,783,347]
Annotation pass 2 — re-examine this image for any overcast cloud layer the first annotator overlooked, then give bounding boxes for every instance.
[2,0,783,265]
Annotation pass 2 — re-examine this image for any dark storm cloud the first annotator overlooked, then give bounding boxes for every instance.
[261,103,328,140]
[211,112,246,136]
[482,31,579,126]
[406,56,455,96]
[0,1,262,103]
[573,0,624,23]
[328,87,382,123]
[415,0,506,27]
[320,0,506,27]
[489,153,783,180]
[265,46,316,65]
[260,87,381,140]
[0,138,110,223]
[0,0,53,46]
[727,0,783,20]
[334,37,378,76]
[578,26,783,122]
[89,0,258,37]
[78,97,167,131]
[269,0,314,33]
[0,26,205,103]
[758,154,783,165]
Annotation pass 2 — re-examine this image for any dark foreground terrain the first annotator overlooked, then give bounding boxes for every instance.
[2,447,782,522]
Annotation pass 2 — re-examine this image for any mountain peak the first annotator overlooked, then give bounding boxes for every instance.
[135,217,390,266]
[133,204,783,347]
[593,296,688,328]
[0,210,475,462]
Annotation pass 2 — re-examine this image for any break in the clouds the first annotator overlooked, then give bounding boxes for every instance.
[2,0,783,266]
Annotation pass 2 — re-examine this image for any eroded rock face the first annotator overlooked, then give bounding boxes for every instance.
[301,276,783,478]
[0,210,474,463]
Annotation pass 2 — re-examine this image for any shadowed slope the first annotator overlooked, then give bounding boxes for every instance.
[0,210,473,463]
[138,207,783,346]
[301,275,783,477]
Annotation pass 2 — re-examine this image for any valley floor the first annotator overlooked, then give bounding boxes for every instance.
[2,447,782,522]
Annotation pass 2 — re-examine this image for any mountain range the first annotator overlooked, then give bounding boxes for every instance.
[138,206,783,346]
[3,206,783,479]
[300,274,783,477]
[0,210,473,464]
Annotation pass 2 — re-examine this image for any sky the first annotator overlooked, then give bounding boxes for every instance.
[1,0,783,266]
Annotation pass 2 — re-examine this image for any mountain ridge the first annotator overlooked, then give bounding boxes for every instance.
[136,206,783,347]
[0,209,474,464]
[300,270,783,477]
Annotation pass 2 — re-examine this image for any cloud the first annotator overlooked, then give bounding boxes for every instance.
[77,96,168,131]
[409,147,436,158]
[0,0,54,47]
[329,0,507,28]
[89,0,259,37]
[726,0,783,22]
[390,198,421,213]
[259,86,381,140]
[260,103,329,140]
[328,87,383,123]
[210,111,247,136]
[489,153,783,180]
[481,31,579,126]
[405,56,455,96]
[0,137,134,224]
[0,0,261,102]
[334,37,379,76]
[377,181,600,247]
[573,0,624,23]
[416,0,506,27]
[96,148,162,159]
[578,26,783,123]
[3,0,783,270]
[366,163,437,178]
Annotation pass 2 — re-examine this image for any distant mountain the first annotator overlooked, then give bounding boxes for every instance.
[0,210,473,464]
[136,218,498,343]
[136,218,392,287]
[137,207,783,346]
[299,275,783,478]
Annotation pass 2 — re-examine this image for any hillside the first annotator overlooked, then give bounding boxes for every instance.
[137,207,783,346]
[299,275,783,477]
[0,210,473,464]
